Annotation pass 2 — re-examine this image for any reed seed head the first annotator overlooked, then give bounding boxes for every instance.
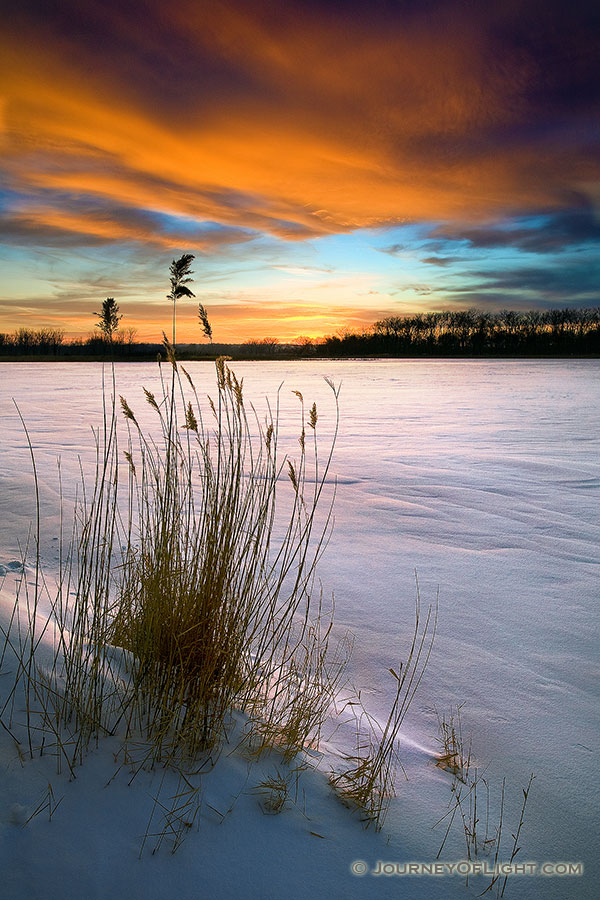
[161,332,178,369]
[287,460,299,492]
[184,401,198,432]
[120,395,137,424]
[181,366,195,389]
[143,387,159,411]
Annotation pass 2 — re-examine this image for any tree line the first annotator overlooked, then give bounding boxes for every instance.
[0,257,214,359]
[0,327,153,359]
[1,306,599,359]
[317,308,600,357]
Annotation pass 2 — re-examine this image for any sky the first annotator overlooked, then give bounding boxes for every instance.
[1,0,599,342]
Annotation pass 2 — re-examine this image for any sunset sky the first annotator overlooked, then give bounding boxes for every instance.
[1,0,599,342]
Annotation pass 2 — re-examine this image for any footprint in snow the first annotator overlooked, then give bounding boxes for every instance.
[0,561,25,576]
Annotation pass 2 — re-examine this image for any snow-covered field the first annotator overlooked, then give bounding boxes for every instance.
[1,358,598,900]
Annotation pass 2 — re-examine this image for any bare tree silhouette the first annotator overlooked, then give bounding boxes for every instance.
[94,297,122,342]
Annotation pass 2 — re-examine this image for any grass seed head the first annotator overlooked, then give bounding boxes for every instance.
[215,356,226,389]
[143,387,159,411]
[120,395,137,424]
[231,372,244,408]
[184,401,198,432]
[287,460,299,492]
[181,366,195,389]
[162,332,178,369]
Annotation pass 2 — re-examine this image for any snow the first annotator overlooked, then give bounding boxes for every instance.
[1,358,598,899]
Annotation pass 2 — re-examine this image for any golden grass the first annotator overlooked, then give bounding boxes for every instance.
[329,584,437,831]
[0,338,447,849]
[0,346,344,780]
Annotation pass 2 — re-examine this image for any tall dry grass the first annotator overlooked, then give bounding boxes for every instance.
[1,345,344,777]
[329,585,437,830]
[1,344,439,845]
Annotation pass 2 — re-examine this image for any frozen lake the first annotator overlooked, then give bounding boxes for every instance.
[1,358,598,899]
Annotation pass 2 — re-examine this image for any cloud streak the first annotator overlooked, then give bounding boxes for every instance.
[3,1,599,238]
[428,204,600,254]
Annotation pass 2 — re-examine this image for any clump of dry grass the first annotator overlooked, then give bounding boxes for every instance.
[0,346,345,791]
[432,704,534,898]
[434,702,470,783]
[253,762,308,815]
[329,586,437,830]
[108,345,343,763]
[0,340,450,854]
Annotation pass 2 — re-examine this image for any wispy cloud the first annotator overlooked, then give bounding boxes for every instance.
[428,204,600,255]
[443,258,600,307]
[271,265,334,276]
[420,256,460,267]
[0,200,258,251]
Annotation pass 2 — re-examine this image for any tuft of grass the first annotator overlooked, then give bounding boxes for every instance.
[0,348,347,818]
[0,324,453,854]
[434,702,470,783]
[254,765,301,815]
[329,584,437,830]
[432,706,534,897]
[107,352,342,763]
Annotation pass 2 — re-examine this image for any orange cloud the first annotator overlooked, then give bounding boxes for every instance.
[2,1,597,248]
[0,206,254,251]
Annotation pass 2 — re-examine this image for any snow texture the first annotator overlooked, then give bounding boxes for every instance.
[0,359,598,900]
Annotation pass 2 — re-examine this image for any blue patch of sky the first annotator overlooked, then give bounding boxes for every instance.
[300,217,600,309]
[0,186,26,208]
[149,210,252,238]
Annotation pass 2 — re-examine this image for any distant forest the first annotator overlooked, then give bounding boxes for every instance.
[323,308,600,357]
[1,308,599,360]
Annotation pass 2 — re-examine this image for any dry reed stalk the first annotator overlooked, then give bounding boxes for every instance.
[0,354,344,788]
[329,584,437,830]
